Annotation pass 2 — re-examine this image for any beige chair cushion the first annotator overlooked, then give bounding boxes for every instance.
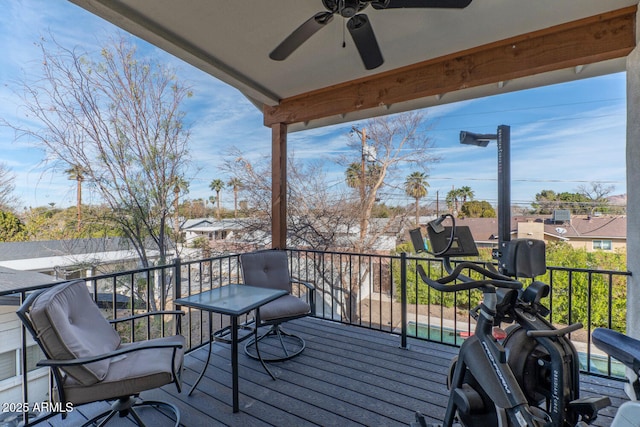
[60,335,185,405]
[260,294,310,322]
[29,281,121,385]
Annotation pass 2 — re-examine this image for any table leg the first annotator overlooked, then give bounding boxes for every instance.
[188,311,213,396]
[231,315,239,413]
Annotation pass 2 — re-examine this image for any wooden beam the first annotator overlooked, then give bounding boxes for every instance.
[271,123,287,249]
[264,6,636,126]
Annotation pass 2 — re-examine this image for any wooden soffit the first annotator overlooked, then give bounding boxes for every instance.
[264,6,636,128]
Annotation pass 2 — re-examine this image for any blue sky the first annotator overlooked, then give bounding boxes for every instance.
[0,1,627,212]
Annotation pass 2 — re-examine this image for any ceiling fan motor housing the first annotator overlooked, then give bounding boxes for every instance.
[322,0,370,17]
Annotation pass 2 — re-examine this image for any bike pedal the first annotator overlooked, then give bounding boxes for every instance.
[569,396,611,422]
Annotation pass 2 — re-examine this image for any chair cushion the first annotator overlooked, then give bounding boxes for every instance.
[60,335,185,405]
[241,250,291,292]
[260,294,310,322]
[29,281,121,385]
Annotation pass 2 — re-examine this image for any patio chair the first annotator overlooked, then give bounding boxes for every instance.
[16,280,184,427]
[240,250,316,362]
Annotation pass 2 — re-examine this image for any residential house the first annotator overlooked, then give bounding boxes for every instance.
[180,216,407,254]
[0,238,162,279]
[451,214,626,252]
[0,268,60,407]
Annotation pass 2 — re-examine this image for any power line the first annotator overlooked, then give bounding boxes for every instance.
[427,177,622,184]
[436,97,624,119]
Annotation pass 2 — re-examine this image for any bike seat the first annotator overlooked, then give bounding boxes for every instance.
[593,328,640,372]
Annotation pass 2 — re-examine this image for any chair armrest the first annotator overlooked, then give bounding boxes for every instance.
[108,310,184,324]
[291,278,315,290]
[291,278,316,316]
[36,339,184,368]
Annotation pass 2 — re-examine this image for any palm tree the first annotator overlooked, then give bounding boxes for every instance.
[345,163,362,188]
[458,186,475,203]
[345,162,365,207]
[66,165,86,232]
[172,177,189,241]
[209,178,225,220]
[405,172,429,225]
[346,162,382,198]
[227,178,242,218]
[446,187,462,215]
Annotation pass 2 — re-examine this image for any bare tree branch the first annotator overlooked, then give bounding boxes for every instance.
[3,34,193,309]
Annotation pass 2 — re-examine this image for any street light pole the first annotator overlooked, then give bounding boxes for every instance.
[460,125,511,272]
[496,124,511,264]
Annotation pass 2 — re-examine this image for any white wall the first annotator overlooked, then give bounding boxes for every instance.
[0,306,49,405]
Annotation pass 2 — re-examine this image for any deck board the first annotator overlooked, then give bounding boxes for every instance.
[45,317,625,426]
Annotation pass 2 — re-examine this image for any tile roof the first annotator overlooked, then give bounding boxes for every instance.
[453,215,626,241]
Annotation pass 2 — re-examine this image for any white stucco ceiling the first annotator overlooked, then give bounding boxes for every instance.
[69,0,637,130]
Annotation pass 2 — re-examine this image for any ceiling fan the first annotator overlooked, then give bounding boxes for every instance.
[269,0,473,70]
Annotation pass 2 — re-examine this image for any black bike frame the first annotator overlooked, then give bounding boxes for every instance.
[443,287,550,427]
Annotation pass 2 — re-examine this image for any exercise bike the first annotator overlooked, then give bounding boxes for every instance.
[409,216,610,427]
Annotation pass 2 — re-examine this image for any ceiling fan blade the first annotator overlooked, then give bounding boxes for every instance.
[269,12,334,61]
[372,0,472,9]
[347,14,383,70]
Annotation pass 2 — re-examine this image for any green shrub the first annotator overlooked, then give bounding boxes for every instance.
[395,242,627,332]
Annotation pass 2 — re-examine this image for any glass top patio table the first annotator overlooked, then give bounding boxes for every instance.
[175,283,287,413]
[175,284,287,316]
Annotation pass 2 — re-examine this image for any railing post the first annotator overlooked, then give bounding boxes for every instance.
[19,291,30,426]
[174,257,182,335]
[174,257,182,301]
[400,252,408,349]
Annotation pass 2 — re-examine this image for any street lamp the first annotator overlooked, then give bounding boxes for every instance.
[459,125,511,272]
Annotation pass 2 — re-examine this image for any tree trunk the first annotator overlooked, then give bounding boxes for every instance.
[76,179,82,232]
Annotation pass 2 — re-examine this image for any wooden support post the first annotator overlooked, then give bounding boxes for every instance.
[272,123,287,249]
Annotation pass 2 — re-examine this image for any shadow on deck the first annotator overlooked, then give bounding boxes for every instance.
[46,317,626,426]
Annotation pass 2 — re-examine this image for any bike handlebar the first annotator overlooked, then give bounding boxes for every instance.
[417,261,522,293]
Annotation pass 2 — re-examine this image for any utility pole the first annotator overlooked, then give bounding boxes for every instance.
[352,126,369,242]
[351,126,368,203]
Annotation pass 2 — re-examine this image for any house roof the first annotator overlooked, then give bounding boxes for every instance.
[68,1,637,131]
[181,218,214,230]
[181,218,258,232]
[0,266,60,296]
[0,238,137,261]
[0,238,162,273]
[544,215,627,239]
[454,215,627,242]
[454,217,501,242]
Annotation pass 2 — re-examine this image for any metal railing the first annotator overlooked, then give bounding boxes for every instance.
[0,249,630,425]
[288,249,630,380]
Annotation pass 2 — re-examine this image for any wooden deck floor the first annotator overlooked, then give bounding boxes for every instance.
[46,317,627,426]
